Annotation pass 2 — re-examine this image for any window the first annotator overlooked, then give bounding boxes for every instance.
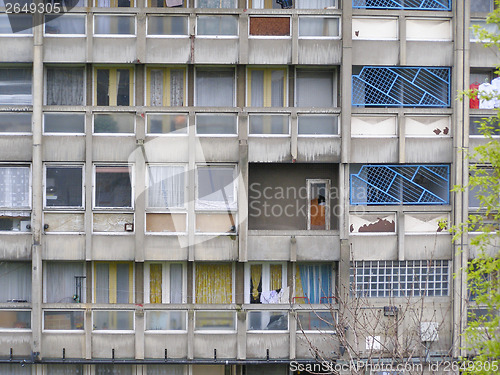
[197,0,236,8]
[294,264,334,304]
[147,165,185,209]
[46,67,84,105]
[94,165,133,209]
[196,16,238,36]
[94,0,135,6]
[146,311,186,331]
[404,213,448,234]
[0,14,32,35]
[94,262,133,303]
[146,67,186,106]
[0,310,31,330]
[246,263,287,304]
[248,0,281,8]
[471,0,494,13]
[43,113,85,134]
[0,68,32,105]
[296,311,335,332]
[94,15,135,35]
[470,116,500,136]
[298,17,340,38]
[406,19,452,41]
[249,114,289,136]
[44,14,86,35]
[195,311,236,330]
[249,17,290,37]
[147,16,188,36]
[147,365,185,375]
[296,69,336,107]
[353,0,450,11]
[195,68,235,107]
[0,112,31,133]
[0,262,31,302]
[147,113,188,135]
[44,165,84,209]
[350,164,450,205]
[44,262,86,303]
[196,113,237,135]
[295,0,336,8]
[247,68,287,107]
[94,67,134,106]
[44,312,85,330]
[350,260,450,297]
[93,311,134,331]
[0,165,31,211]
[298,115,338,136]
[248,311,288,331]
[93,113,135,134]
[148,0,184,7]
[468,167,496,209]
[195,263,233,304]
[307,179,330,230]
[146,263,185,303]
[196,165,237,211]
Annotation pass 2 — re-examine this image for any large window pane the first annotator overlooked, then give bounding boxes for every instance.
[197,16,238,36]
[146,311,186,330]
[147,114,187,134]
[95,263,133,304]
[45,15,86,35]
[94,165,132,208]
[0,113,31,133]
[196,114,237,135]
[0,262,31,302]
[148,165,185,209]
[44,262,85,303]
[295,264,333,304]
[296,70,335,107]
[147,16,188,36]
[298,115,338,135]
[248,68,286,107]
[195,264,232,304]
[195,69,235,107]
[46,67,84,106]
[45,166,83,208]
[197,0,236,8]
[0,68,32,105]
[196,166,236,210]
[95,68,134,106]
[94,15,135,35]
[299,17,339,37]
[93,311,134,330]
[195,311,235,330]
[0,167,30,209]
[44,113,85,134]
[93,113,135,134]
[44,311,85,330]
[0,14,32,34]
[296,311,335,331]
[0,310,31,329]
[249,114,289,135]
[248,311,288,331]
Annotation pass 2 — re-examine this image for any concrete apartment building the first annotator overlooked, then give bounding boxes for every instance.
[0,0,498,374]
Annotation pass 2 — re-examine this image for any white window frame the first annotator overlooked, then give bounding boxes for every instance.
[297,113,340,138]
[42,112,86,135]
[42,310,85,332]
[298,16,341,39]
[144,262,187,304]
[0,163,32,211]
[145,113,189,136]
[92,164,134,210]
[43,163,85,210]
[195,112,238,137]
[144,310,188,333]
[195,15,239,38]
[405,17,452,42]
[93,14,137,37]
[195,164,238,211]
[0,112,32,135]
[44,65,86,106]
[405,115,451,138]
[146,15,189,38]
[352,16,399,41]
[244,262,288,304]
[0,13,33,37]
[92,112,136,136]
[146,163,188,211]
[91,310,135,333]
[43,14,87,37]
[248,16,291,39]
[196,0,237,8]
[306,179,331,231]
[247,113,290,137]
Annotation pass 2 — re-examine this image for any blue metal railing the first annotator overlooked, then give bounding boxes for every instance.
[352,67,451,107]
[350,164,450,205]
[352,0,451,11]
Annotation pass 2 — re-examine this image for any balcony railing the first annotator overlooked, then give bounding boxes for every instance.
[352,0,451,11]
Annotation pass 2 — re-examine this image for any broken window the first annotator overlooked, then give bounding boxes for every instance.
[44,14,86,35]
[94,67,134,106]
[294,263,334,304]
[146,262,184,303]
[94,262,133,304]
[248,311,288,331]
[0,68,32,105]
[307,179,330,230]
[298,16,340,38]
[43,262,86,303]
[94,15,135,35]
[93,113,135,134]
[0,262,31,303]
[147,113,188,135]
[296,69,336,107]
[246,263,287,304]
[197,0,236,8]
[44,165,84,209]
[195,263,233,304]
[147,15,188,36]
[196,114,237,135]
[248,68,287,107]
[0,112,31,133]
[46,67,84,106]
[0,166,31,232]
[147,67,186,106]
[44,113,85,134]
[94,165,133,209]
[196,16,238,36]
[195,68,235,107]
[349,213,396,234]
[298,115,338,136]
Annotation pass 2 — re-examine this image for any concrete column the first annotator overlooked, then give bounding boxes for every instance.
[238,14,249,64]
[188,112,196,261]
[136,12,146,64]
[236,310,246,359]
[135,307,145,360]
[399,15,406,66]
[398,111,406,163]
[291,14,298,65]
[340,0,352,164]
[289,310,296,360]
[238,115,248,262]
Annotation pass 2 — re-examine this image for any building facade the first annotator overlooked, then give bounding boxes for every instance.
[0,0,498,374]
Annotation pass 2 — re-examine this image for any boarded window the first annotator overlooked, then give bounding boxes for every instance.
[349,214,396,233]
[405,116,450,136]
[352,17,398,40]
[351,116,396,136]
[406,19,451,41]
[404,213,447,233]
[250,17,290,36]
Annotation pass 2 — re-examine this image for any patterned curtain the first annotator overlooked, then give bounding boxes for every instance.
[46,68,84,106]
[150,264,162,303]
[195,264,232,303]
[197,0,235,8]
[270,264,282,290]
[170,69,184,106]
[250,264,262,301]
[0,167,30,208]
[150,70,164,106]
[297,264,331,304]
[148,165,185,208]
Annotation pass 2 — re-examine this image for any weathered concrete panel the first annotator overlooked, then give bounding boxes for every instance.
[144,236,189,260]
[0,332,31,356]
[193,334,237,359]
[143,136,189,162]
[0,38,33,62]
[248,138,291,163]
[296,333,339,359]
[93,137,138,162]
[93,38,137,63]
[92,334,135,358]
[405,234,452,260]
[43,136,85,162]
[351,235,398,260]
[297,138,341,162]
[194,39,239,64]
[406,42,453,66]
[246,333,289,359]
[145,38,191,64]
[405,138,453,163]
[44,213,85,233]
[93,213,134,233]
[247,235,290,261]
[92,235,135,260]
[144,333,188,358]
[298,40,342,65]
[193,236,238,261]
[296,235,340,261]
[248,39,292,64]
[350,138,398,163]
[196,138,239,163]
[43,235,85,260]
[0,136,32,160]
[352,41,399,65]
[469,43,500,68]
[44,38,86,63]
[41,333,85,358]
[0,234,32,260]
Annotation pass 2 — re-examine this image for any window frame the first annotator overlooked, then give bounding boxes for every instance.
[0,13,33,36]
[297,113,340,137]
[349,213,397,235]
[92,112,136,135]
[195,15,239,38]
[247,113,290,137]
[42,310,85,332]
[93,0,136,7]
[194,67,237,107]
[93,14,137,37]
[93,261,135,304]
[247,310,289,332]
[195,112,238,137]
[405,115,451,138]
[92,310,135,332]
[145,66,187,107]
[193,262,235,305]
[146,15,189,37]
[146,163,187,211]
[0,112,32,135]
[145,310,188,332]
[350,115,398,138]
[195,163,238,212]
[295,68,338,108]
[42,112,86,135]
[93,66,135,106]
[404,212,450,235]
[405,17,452,42]
[144,262,187,304]
[146,0,187,7]
[43,163,85,210]
[307,179,331,231]
[246,67,288,108]
[351,16,399,41]
[295,310,337,333]
[92,164,134,210]
[0,163,32,211]
[469,114,500,138]
[244,262,288,304]
[145,113,189,136]
[196,0,237,8]
[44,65,86,106]
[294,263,336,304]
[0,66,33,106]
[42,261,86,303]
[298,16,341,39]
[0,310,31,332]
[43,14,87,37]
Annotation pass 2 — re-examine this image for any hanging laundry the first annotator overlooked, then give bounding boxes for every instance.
[469,83,479,109]
[276,0,293,9]
[478,82,497,109]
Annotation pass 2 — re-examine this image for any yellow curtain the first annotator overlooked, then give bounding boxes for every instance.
[295,266,306,304]
[250,265,262,299]
[150,264,162,303]
[196,264,232,304]
[270,264,282,290]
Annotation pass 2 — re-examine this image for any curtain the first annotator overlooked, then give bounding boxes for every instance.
[95,263,109,303]
[196,167,236,210]
[150,264,162,303]
[46,365,83,375]
[147,365,185,375]
[148,165,185,208]
[170,263,183,303]
[296,0,335,8]
[250,70,264,107]
[0,167,30,208]
[251,0,265,8]
[297,264,331,304]
[270,70,284,107]
[195,264,232,304]
[250,264,262,302]
[197,0,234,8]
[0,68,32,105]
[196,69,234,106]
[97,0,111,6]
[0,262,31,302]
[116,263,130,303]
[150,70,164,106]
[270,264,282,290]
[170,69,184,106]
[46,68,84,106]
[296,71,333,107]
[45,262,84,303]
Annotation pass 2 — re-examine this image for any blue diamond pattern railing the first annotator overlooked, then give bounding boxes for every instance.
[352,0,451,11]
[350,165,450,205]
[352,67,451,107]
